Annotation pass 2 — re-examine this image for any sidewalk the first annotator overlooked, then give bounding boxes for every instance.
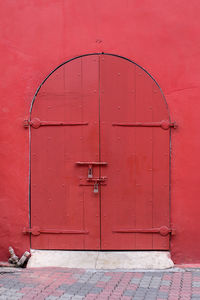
[0,267,199,300]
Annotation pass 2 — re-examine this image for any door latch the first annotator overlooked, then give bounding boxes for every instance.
[76,161,107,193]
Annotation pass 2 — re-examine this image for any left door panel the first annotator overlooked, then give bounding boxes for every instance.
[31,55,100,249]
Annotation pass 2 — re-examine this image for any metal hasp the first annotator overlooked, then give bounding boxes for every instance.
[76,161,107,166]
[79,177,107,184]
[23,227,89,236]
[76,162,107,179]
[112,120,177,130]
[113,226,176,237]
[76,162,107,193]
[24,118,88,128]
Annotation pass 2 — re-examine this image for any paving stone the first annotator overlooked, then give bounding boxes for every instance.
[59,294,72,299]
[192,282,200,287]
[123,289,135,296]
[100,276,111,282]
[89,287,103,294]
[193,272,200,277]
[160,280,171,286]
[130,277,141,284]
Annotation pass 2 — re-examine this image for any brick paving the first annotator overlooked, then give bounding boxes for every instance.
[0,267,200,299]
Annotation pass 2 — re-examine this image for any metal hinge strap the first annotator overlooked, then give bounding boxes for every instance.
[113,226,176,236]
[23,227,89,236]
[24,118,88,129]
[112,121,177,130]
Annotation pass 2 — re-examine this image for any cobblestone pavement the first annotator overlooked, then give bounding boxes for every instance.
[0,267,200,300]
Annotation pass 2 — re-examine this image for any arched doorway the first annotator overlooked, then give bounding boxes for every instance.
[28,53,174,250]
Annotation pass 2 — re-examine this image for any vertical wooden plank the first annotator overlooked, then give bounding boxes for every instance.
[134,66,153,249]
[80,55,100,249]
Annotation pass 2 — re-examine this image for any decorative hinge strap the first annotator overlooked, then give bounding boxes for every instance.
[112,120,177,130]
[23,226,89,236]
[113,226,176,236]
[24,118,88,129]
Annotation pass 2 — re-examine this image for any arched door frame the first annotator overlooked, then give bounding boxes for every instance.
[27,53,173,249]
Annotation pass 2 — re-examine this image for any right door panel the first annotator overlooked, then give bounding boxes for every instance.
[100,54,170,250]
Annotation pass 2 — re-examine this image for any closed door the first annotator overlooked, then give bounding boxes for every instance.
[29,54,171,250]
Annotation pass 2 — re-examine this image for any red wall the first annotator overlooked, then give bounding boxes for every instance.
[0,0,199,263]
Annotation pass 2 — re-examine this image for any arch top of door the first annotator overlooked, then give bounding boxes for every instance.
[30,52,170,121]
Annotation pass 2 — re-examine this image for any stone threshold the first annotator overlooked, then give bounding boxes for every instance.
[27,250,174,269]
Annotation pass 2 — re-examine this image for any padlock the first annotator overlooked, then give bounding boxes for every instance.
[94,183,98,193]
[88,165,93,178]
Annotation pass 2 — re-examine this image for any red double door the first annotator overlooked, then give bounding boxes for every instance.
[30,54,171,250]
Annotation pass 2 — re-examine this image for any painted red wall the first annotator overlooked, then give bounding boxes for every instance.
[0,0,199,263]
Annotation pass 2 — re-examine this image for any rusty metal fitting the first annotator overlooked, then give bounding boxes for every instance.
[8,246,19,264]
[17,251,31,267]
